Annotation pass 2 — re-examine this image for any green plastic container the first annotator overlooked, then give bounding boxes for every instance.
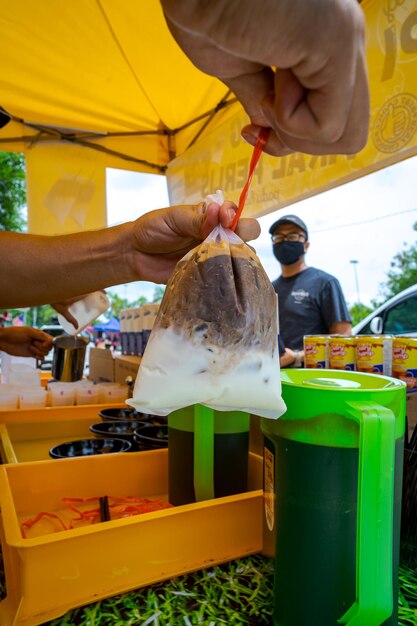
[261,369,406,626]
[168,405,250,506]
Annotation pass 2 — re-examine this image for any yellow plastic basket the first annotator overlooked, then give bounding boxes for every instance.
[0,449,262,626]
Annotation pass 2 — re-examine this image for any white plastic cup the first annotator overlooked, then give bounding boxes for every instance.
[7,363,41,388]
[0,353,38,384]
[0,385,19,410]
[97,383,128,404]
[75,385,99,405]
[49,383,75,407]
[19,388,47,409]
[57,291,110,335]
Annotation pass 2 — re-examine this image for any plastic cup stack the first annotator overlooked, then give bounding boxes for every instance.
[48,382,75,407]
[19,387,47,409]
[74,382,99,405]
[97,383,128,404]
[0,385,19,410]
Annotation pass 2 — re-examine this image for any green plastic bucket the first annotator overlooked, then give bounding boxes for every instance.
[261,369,406,626]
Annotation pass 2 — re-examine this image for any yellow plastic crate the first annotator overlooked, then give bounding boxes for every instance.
[0,449,263,626]
[0,404,123,423]
[0,405,126,463]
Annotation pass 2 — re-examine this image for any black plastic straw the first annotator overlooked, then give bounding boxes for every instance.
[99,496,111,522]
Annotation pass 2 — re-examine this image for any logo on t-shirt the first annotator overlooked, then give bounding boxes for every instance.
[291,289,309,303]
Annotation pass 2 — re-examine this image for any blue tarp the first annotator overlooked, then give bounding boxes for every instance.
[94,317,120,332]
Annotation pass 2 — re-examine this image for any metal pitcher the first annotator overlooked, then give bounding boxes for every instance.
[52,335,89,382]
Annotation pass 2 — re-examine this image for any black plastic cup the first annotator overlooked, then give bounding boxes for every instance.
[90,420,150,452]
[99,407,168,426]
[49,437,131,459]
[133,425,168,450]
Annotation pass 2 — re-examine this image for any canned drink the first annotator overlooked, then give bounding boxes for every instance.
[328,335,356,371]
[303,335,328,369]
[392,337,417,391]
[355,335,393,376]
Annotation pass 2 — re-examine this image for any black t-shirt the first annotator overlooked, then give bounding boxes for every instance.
[272,267,351,351]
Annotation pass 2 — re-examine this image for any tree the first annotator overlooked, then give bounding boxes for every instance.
[378,221,417,301]
[152,286,166,303]
[104,291,148,320]
[25,305,59,327]
[348,302,372,327]
[0,151,26,232]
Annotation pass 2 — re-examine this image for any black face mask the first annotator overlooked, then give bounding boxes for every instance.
[273,241,305,266]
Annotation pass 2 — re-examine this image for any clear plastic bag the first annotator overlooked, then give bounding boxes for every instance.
[128,194,285,420]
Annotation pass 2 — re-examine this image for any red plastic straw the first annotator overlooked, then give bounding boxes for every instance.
[230,127,270,232]
[20,496,173,537]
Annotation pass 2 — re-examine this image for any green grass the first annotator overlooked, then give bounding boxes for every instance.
[1,553,417,624]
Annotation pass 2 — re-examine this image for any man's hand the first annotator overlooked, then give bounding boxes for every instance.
[0,327,53,358]
[162,0,369,156]
[130,200,260,283]
[51,297,82,329]
[280,348,296,368]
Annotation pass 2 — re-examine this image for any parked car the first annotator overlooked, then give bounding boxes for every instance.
[40,323,66,339]
[352,284,417,337]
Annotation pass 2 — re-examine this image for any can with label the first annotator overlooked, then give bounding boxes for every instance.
[303,335,329,369]
[328,335,356,371]
[392,337,417,391]
[355,335,393,376]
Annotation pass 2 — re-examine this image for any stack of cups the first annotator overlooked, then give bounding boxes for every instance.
[119,309,128,355]
[97,382,128,404]
[125,309,134,355]
[0,385,19,410]
[142,303,159,353]
[48,382,75,407]
[7,363,41,388]
[133,307,143,356]
[74,381,99,405]
[18,387,47,409]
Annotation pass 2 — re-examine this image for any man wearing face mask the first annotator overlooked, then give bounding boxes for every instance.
[270,215,352,367]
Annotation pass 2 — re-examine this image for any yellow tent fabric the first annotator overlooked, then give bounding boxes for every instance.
[0,0,237,174]
[1,0,417,231]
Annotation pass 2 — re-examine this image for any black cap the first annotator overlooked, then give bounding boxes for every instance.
[269,214,308,240]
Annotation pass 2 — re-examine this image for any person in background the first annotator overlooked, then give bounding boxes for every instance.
[270,215,352,367]
[161,0,369,157]
[0,326,52,359]
[0,311,12,327]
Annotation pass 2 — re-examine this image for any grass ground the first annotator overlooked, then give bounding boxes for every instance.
[0,554,412,626]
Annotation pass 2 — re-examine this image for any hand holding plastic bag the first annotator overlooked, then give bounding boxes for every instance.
[129,193,285,419]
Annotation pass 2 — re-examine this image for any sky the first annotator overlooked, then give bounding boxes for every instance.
[106,155,417,310]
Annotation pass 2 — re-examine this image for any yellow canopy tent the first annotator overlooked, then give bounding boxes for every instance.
[0,0,416,233]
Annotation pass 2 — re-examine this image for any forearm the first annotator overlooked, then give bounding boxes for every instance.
[0,328,9,352]
[0,224,136,308]
[161,0,299,72]
[329,322,352,335]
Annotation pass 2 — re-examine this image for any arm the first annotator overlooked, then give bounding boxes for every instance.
[0,327,53,358]
[0,201,259,309]
[329,321,352,335]
[280,347,296,368]
[161,0,369,156]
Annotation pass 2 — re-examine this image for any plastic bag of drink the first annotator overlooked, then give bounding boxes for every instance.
[128,192,285,420]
